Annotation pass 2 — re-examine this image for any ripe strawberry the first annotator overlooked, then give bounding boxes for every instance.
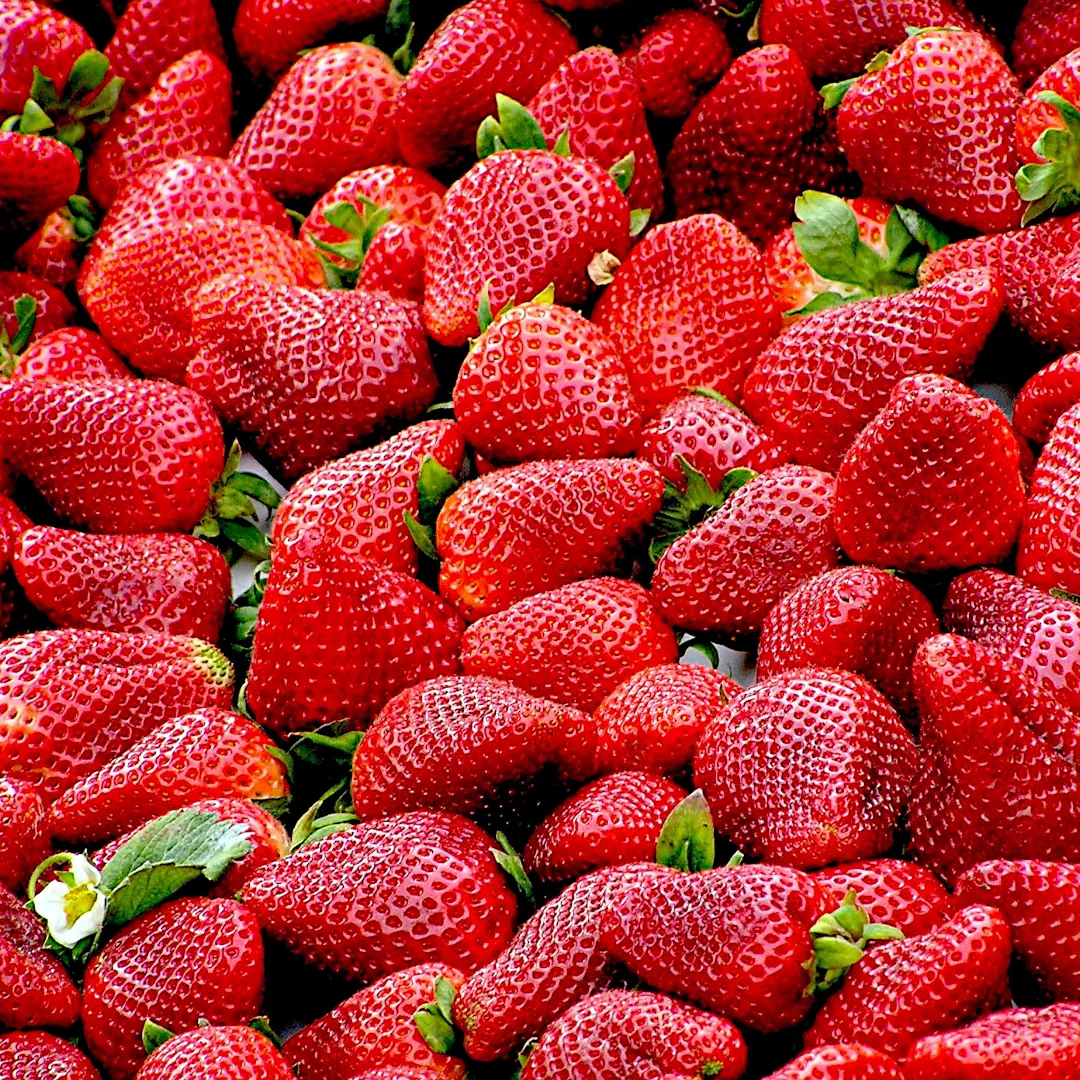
[14,528,230,639]
[523,772,687,883]
[0,1031,102,1080]
[134,1026,292,1080]
[87,50,233,210]
[903,1003,1080,1078]
[229,43,401,201]
[0,886,81,1029]
[0,378,224,534]
[0,628,234,801]
[460,578,677,711]
[592,215,781,416]
[590,663,740,776]
[1013,0,1080,85]
[452,301,641,464]
[243,812,517,982]
[762,1045,901,1080]
[757,566,939,715]
[519,989,747,1080]
[1013,352,1080,443]
[621,10,731,120]
[806,905,1010,1056]
[908,634,1080,884]
[282,964,467,1080]
[0,272,73,341]
[349,674,591,822]
[0,777,47,893]
[743,269,1004,472]
[13,198,97,287]
[423,149,630,348]
[0,133,80,237]
[668,46,852,244]
[83,897,265,1080]
[393,0,576,171]
[833,375,1025,573]
[652,465,841,638]
[187,276,436,480]
[245,545,463,735]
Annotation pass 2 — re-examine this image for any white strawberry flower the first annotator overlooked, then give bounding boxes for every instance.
[30,854,107,947]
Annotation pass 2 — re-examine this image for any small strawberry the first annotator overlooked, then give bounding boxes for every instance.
[1013,0,1080,85]
[0,776,48,893]
[0,133,80,239]
[762,1045,902,1080]
[0,1031,102,1080]
[134,1026,292,1080]
[1013,352,1080,443]
[14,197,97,287]
[0,272,73,341]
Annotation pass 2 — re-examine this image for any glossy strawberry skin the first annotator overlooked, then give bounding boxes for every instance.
[0,272,73,341]
[0,133,80,235]
[1014,352,1080,443]
[14,327,130,380]
[762,1044,901,1080]
[0,776,48,893]
[0,1030,102,1080]
[133,1026,292,1080]
[243,812,517,983]
[1016,48,1080,165]
[1013,0,1080,85]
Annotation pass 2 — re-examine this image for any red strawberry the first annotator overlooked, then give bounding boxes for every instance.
[229,43,401,201]
[831,30,1023,234]
[908,634,1080,884]
[452,301,641,464]
[0,133,80,237]
[134,1026,292,1080]
[0,272,73,341]
[243,812,517,982]
[668,46,852,244]
[523,772,687,883]
[14,199,97,288]
[0,629,234,801]
[0,1031,102,1080]
[652,465,841,638]
[743,269,1005,472]
[14,528,230,640]
[435,459,664,622]
[282,964,467,1080]
[519,989,747,1080]
[757,566,939,715]
[348,674,591,822]
[621,10,731,120]
[83,897,265,1080]
[832,375,1025,573]
[0,777,48,893]
[806,905,1010,1056]
[1013,352,1080,443]
[0,378,224,534]
[393,0,576,171]
[590,663,740,776]
[766,1046,901,1079]
[903,1003,1080,1078]
[187,276,436,480]
[460,578,677,711]
[87,50,233,210]
[592,215,781,417]
[423,149,630,348]
[1013,0,1080,85]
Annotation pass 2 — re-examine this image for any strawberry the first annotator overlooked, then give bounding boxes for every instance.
[695,668,917,869]
[460,578,677,711]
[0,1031,102,1080]
[245,545,463,735]
[0,272,73,341]
[907,634,1080,884]
[833,375,1025,573]
[637,391,791,489]
[272,419,465,575]
[518,989,747,1080]
[621,10,732,120]
[903,1003,1080,1078]
[134,1026,292,1080]
[591,215,781,417]
[805,905,1010,1056]
[393,0,576,171]
[0,133,80,238]
[436,459,663,622]
[83,897,265,1080]
[0,378,224,534]
[0,777,47,893]
[86,50,233,210]
[652,465,841,638]
[348,674,591,822]
[282,964,468,1080]
[229,43,401,201]
[523,772,687,883]
[452,301,641,464]
[13,528,230,640]
[187,276,437,480]
[0,883,82,1030]
[757,566,939,715]
[744,269,1003,472]
[590,663,740,776]
[954,860,1080,1002]
[243,812,517,981]
[668,46,852,244]
[765,1046,901,1079]
[14,198,97,287]
[1013,0,1080,85]
[423,148,630,348]
[830,29,1023,234]
[1013,352,1080,443]
[0,629,234,802]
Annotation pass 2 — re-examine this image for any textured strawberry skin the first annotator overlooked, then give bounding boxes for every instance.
[0,132,80,234]
[1016,48,1080,164]
[0,0,94,114]
[1013,352,1080,443]
[0,271,73,341]
[761,1044,902,1080]
[14,327,130,381]
[0,776,48,893]
[133,1026,293,1080]
[0,1030,102,1080]
[1013,0,1080,85]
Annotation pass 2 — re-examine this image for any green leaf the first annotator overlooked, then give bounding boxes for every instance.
[416,455,459,519]
[893,206,950,253]
[65,50,110,99]
[290,780,348,851]
[386,0,411,34]
[820,76,856,109]
[814,937,865,968]
[219,519,270,561]
[403,510,437,559]
[289,727,364,768]
[629,208,651,237]
[531,282,556,305]
[551,128,571,157]
[225,472,281,511]
[19,98,54,134]
[248,1017,282,1049]
[433,975,456,1022]
[677,633,720,669]
[476,281,494,334]
[491,832,535,909]
[609,151,635,194]
[9,295,36,356]
[717,467,756,502]
[414,1008,456,1054]
[141,1021,175,1056]
[27,67,60,111]
[656,789,715,872]
[392,23,416,75]
[1052,588,1080,606]
[786,290,854,317]
[792,191,871,287]
[475,95,547,159]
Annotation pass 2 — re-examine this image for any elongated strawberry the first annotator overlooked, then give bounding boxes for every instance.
[0,1031,101,1080]
[134,1026,292,1080]
[763,1045,901,1080]
[1013,0,1080,85]
[0,133,80,238]
[1013,353,1080,443]
[0,777,47,893]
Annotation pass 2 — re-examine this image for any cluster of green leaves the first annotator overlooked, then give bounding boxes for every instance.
[195,441,282,563]
[1017,92,1080,225]
[808,889,904,993]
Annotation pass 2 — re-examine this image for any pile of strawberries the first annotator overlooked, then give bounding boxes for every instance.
[5,0,1080,1077]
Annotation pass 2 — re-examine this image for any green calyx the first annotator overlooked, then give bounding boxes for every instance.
[308,198,395,289]
[1016,91,1080,225]
[491,831,536,911]
[0,294,37,376]
[476,94,571,160]
[1051,587,1080,606]
[403,453,461,560]
[141,1021,175,1056]
[656,789,716,871]
[820,49,891,110]
[289,777,360,852]
[788,191,949,316]
[414,976,461,1055]
[806,889,903,995]
[223,558,270,675]
[194,440,281,563]
[609,151,635,195]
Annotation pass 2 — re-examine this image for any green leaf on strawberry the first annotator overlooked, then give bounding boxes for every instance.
[491,831,535,910]
[195,441,281,565]
[413,975,460,1054]
[308,198,395,289]
[807,888,904,993]
[609,151,635,195]
[141,1021,175,1055]
[477,94,549,159]
[0,294,36,376]
[1016,91,1080,224]
[656,789,716,872]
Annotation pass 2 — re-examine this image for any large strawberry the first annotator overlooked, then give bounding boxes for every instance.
[13,327,129,381]
[134,1026,292,1080]
[0,777,47,892]
[0,1031,102,1080]
[763,1045,902,1080]
[1013,352,1080,443]
[1013,0,1080,85]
